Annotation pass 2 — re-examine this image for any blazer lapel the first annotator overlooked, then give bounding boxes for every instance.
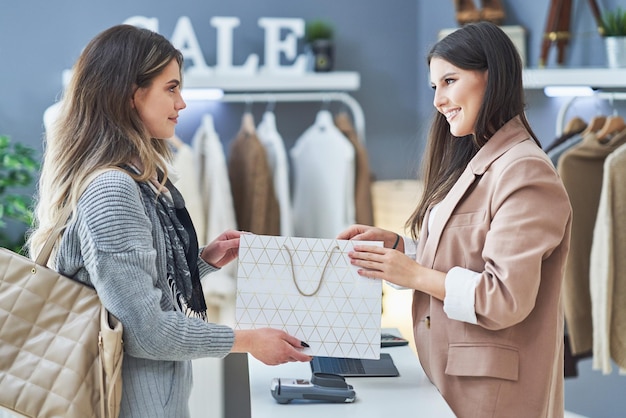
[419,169,477,267]
[417,116,531,268]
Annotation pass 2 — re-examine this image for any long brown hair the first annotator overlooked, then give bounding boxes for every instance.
[407,22,539,239]
[27,24,183,259]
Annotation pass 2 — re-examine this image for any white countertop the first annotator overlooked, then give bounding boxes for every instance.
[247,329,455,417]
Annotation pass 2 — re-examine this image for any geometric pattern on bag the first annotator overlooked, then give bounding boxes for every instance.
[235,234,382,360]
[0,247,123,418]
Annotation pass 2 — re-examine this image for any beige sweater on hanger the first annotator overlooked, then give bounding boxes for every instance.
[590,142,626,374]
[228,114,280,236]
[335,111,375,226]
[558,130,626,356]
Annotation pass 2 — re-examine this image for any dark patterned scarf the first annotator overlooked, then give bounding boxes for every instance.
[136,174,208,321]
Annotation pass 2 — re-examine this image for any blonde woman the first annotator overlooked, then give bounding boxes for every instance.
[28,24,311,418]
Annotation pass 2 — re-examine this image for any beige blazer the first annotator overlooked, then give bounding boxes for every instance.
[412,117,572,418]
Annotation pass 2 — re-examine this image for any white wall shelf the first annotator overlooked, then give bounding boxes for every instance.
[523,68,626,89]
[183,71,360,91]
[522,68,626,136]
[183,71,364,139]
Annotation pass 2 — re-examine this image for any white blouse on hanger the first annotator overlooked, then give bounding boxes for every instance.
[170,136,205,246]
[190,113,237,311]
[290,109,356,239]
[257,110,293,236]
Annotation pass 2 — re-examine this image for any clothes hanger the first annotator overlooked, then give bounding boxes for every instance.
[595,95,625,141]
[313,98,334,132]
[239,97,256,135]
[315,109,334,132]
[595,113,625,142]
[259,98,278,134]
[581,115,606,136]
[265,97,276,114]
[544,115,587,153]
[334,100,352,121]
[260,110,278,134]
[241,111,256,136]
[563,116,586,136]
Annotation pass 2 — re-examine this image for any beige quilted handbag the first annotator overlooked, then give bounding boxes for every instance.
[0,179,123,418]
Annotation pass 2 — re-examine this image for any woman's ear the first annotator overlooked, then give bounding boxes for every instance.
[130,85,138,109]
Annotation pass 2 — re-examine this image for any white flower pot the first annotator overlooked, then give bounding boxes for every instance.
[604,36,626,68]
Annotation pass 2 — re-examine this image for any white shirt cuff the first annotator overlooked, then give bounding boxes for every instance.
[443,266,480,324]
[403,236,417,259]
[385,236,417,290]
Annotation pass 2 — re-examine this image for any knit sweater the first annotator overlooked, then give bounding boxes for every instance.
[56,170,235,418]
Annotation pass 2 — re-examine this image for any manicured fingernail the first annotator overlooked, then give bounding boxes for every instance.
[301,341,310,348]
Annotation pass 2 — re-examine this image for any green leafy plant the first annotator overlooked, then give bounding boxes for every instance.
[0,135,40,253]
[600,7,626,36]
[305,19,334,43]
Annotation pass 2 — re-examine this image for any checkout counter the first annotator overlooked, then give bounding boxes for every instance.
[224,329,456,417]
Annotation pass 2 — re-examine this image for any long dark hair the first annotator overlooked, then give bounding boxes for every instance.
[407,22,539,238]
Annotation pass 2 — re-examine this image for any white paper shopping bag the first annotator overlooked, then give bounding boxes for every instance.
[235,234,383,359]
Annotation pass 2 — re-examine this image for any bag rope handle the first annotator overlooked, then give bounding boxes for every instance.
[283,244,340,297]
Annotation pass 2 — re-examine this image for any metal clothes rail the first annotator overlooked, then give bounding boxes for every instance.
[219,91,366,143]
[556,91,626,137]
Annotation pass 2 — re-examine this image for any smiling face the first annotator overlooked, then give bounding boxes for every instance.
[132,59,186,140]
[430,57,488,138]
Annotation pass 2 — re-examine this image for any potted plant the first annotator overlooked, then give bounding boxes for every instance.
[0,135,40,254]
[599,6,626,68]
[304,19,335,72]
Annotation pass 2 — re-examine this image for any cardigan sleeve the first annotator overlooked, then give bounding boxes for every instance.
[66,170,235,360]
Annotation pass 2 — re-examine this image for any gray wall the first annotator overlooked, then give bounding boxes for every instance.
[0,0,419,181]
[2,1,625,416]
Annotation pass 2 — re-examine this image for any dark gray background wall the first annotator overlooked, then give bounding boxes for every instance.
[2,1,625,416]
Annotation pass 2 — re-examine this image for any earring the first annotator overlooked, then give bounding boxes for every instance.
[454,0,481,26]
[480,0,506,25]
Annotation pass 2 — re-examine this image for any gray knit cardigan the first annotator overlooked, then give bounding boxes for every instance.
[56,170,235,418]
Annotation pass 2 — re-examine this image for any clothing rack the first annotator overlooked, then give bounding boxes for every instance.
[556,91,626,137]
[219,91,366,142]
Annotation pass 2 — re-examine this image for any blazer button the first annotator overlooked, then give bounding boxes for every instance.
[425,316,431,329]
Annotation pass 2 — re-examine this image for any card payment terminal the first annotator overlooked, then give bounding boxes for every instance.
[270,372,356,404]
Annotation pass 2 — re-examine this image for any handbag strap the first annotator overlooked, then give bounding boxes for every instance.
[34,168,119,266]
[34,204,74,266]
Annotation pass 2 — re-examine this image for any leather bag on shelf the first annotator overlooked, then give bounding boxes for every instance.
[0,172,123,418]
